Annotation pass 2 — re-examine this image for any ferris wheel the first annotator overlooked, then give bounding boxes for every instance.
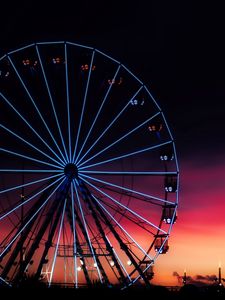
[0,41,179,288]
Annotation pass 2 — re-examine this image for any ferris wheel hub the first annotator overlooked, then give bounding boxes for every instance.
[64,163,78,179]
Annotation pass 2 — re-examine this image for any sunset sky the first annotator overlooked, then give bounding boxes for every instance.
[1,0,225,287]
[152,154,225,285]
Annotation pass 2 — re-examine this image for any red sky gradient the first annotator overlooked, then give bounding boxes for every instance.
[152,153,225,286]
[2,154,224,287]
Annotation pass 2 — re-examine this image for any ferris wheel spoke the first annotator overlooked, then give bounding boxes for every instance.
[0,277,12,287]
[79,176,167,234]
[0,175,65,221]
[0,147,64,170]
[0,123,65,168]
[0,169,63,173]
[74,64,121,164]
[72,50,96,162]
[80,171,177,176]
[0,177,66,258]
[79,173,174,205]
[64,43,72,162]
[70,183,78,288]
[90,193,152,260]
[0,173,63,195]
[79,140,172,170]
[105,235,132,282]
[76,85,143,166]
[35,45,69,163]
[78,111,161,168]
[101,198,155,236]
[49,197,67,287]
[73,180,103,283]
[0,92,65,165]
[7,55,67,164]
[0,55,6,63]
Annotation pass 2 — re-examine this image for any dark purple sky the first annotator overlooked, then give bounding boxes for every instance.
[1,1,224,158]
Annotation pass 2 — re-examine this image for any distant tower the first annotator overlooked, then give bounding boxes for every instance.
[218,263,223,286]
[183,269,187,285]
[219,265,221,285]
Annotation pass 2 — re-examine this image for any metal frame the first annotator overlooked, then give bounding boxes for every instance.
[0,41,179,288]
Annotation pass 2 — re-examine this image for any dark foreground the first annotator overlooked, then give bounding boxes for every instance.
[0,284,225,299]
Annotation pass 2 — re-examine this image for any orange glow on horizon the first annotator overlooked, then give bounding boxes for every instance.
[151,157,225,286]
